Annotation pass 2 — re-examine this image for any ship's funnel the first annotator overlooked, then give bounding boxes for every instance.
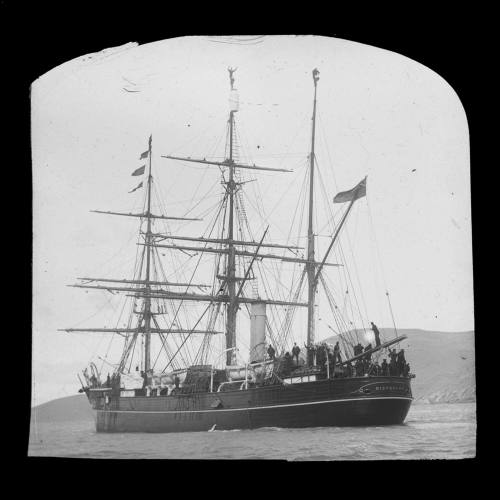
[249,302,266,362]
[229,90,239,112]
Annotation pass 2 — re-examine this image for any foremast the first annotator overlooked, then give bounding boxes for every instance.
[61,134,207,375]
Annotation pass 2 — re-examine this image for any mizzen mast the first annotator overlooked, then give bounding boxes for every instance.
[306,68,320,349]
[143,134,153,373]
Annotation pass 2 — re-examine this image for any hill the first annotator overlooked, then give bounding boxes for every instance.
[31,394,94,423]
[325,328,475,403]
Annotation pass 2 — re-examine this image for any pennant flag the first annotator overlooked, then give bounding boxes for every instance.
[139,135,152,159]
[333,177,367,204]
[131,165,145,176]
[128,181,143,193]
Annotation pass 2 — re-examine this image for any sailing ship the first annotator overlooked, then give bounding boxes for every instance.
[63,67,414,432]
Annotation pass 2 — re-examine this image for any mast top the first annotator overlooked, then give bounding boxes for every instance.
[228,68,239,113]
[228,67,237,90]
[312,68,320,87]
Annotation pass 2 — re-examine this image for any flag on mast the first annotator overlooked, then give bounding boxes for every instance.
[333,177,367,204]
[128,181,143,193]
[131,165,146,176]
[139,135,152,158]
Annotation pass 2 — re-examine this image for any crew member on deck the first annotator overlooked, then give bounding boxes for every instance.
[397,349,406,376]
[328,348,336,376]
[371,322,381,347]
[333,341,342,363]
[388,350,397,376]
[305,343,315,366]
[381,358,389,376]
[284,352,293,375]
[388,349,399,375]
[355,358,364,377]
[292,343,301,366]
[267,344,276,360]
[354,342,364,356]
[364,343,373,362]
[316,344,325,367]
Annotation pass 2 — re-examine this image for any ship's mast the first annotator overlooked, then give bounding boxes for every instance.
[306,69,320,349]
[158,69,312,369]
[144,135,153,373]
[226,68,237,366]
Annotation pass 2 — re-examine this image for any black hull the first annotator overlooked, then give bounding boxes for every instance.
[89,376,412,433]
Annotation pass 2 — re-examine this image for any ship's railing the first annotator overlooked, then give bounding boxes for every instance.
[217,381,248,392]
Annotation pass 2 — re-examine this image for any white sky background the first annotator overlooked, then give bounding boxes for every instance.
[32,35,472,406]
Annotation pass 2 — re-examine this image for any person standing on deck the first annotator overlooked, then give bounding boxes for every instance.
[328,347,336,376]
[284,352,293,375]
[316,344,325,367]
[388,349,399,375]
[371,322,381,347]
[292,343,301,366]
[355,358,364,377]
[364,343,373,362]
[397,349,406,376]
[305,343,315,366]
[381,358,389,376]
[354,342,364,357]
[267,344,276,360]
[389,350,397,376]
[333,341,342,363]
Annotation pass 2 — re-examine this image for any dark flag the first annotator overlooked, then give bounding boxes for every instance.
[139,135,152,159]
[129,181,143,193]
[131,165,145,176]
[333,177,367,204]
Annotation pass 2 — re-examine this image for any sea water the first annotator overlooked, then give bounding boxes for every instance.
[28,402,476,460]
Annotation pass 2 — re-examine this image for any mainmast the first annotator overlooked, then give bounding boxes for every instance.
[226,67,237,366]
[306,69,320,349]
[159,69,320,369]
[144,135,153,373]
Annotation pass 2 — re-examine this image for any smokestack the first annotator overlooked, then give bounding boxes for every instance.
[249,302,266,362]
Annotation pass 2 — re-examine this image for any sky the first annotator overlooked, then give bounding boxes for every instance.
[31,35,472,406]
